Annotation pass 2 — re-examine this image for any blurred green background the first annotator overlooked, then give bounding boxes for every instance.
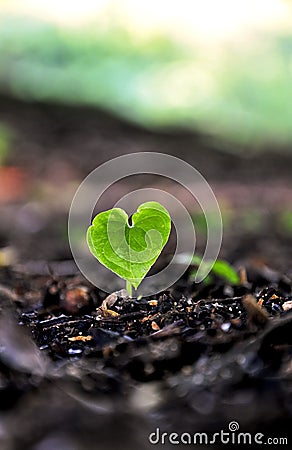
[1,0,292,148]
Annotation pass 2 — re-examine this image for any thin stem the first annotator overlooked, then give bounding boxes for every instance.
[126,280,133,298]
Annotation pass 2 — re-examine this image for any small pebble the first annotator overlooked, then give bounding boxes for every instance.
[61,287,91,315]
[221,322,231,332]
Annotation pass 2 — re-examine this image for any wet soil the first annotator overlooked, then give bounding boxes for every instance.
[0,261,291,449]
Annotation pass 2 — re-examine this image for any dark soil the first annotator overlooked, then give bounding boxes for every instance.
[0,260,291,449]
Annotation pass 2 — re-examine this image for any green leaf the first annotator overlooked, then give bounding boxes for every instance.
[211,260,240,285]
[191,256,240,285]
[87,201,171,290]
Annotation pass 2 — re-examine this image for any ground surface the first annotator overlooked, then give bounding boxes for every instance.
[0,263,291,449]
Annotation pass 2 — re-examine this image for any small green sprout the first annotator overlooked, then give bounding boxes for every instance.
[87,201,171,297]
[191,255,240,285]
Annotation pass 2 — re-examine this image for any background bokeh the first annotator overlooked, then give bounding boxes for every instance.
[0,0,291,274]
[2,0,292,146]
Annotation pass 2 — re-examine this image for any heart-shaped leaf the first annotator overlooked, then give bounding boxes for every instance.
[87,201,171,290]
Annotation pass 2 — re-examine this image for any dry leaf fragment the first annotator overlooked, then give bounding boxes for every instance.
[141,315,151,323]
[149,300,158,307]
[239,267,248,285]
[68,335,92,342]
[151,321,160,331]
[100,292,118,311]
[103,309,119,318]
[283,301,292,312]
[242,294,269,327]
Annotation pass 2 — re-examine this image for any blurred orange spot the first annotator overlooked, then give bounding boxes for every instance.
[0,167,28,203]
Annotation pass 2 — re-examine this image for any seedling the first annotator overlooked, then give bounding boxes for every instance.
[87,201,171,297]
[191,255,240,285]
